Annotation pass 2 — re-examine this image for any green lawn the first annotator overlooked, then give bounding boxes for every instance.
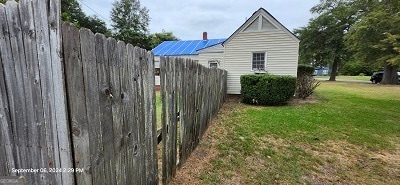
[316,75,371,81]
[172,81,400,184]
[156,91,162,130]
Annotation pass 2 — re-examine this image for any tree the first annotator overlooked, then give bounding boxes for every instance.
[149,30,179,49]
[80,15,111,36]
[345,0,400,84]
[61,0,110,35]
[295,0,358,81]
[110,0,150,48]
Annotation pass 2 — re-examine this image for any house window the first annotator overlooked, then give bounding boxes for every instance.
[252,52,265,71]
[155,68,160,76]
[208,60,218,68]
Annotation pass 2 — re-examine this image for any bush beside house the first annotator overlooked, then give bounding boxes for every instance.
[240,74,296,105]
[296,65,320,99]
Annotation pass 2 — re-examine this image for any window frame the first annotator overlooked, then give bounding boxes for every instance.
[208,60,219,68]
[250,52,267,72]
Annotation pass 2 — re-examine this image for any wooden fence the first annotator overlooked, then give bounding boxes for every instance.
[61,23,158,184]
[160,57,227,184]
[0,0,227,184]
[0,0,74,184]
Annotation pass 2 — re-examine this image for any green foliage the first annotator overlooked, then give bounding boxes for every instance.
[0,0,18,4]
[110,0,150,48]
[294,0,359,81]
[296,75,320,99]
[297,64,315,76]
[61,0,110,35]
[149,30,179,49]
[345,0,400,83]
[296,65,320,99]
[240,74,296,106]
[340,61,377,76]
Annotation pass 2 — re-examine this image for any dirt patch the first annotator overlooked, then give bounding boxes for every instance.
[288,94,319,106]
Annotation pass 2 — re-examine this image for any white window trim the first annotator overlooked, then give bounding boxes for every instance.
[250,51,267,73]
[208,60,219,68]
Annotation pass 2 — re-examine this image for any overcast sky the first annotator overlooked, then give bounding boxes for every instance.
[80,0,320,40]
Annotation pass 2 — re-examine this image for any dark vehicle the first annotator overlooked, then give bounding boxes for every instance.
[370,71,383,83]
[370,71,400,83]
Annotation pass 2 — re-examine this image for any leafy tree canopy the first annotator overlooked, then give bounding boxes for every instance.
[61,0,110,35]
[149,29,179,49]
[110,0,151,48]
[345,0,400,84]
[294,0,358,81]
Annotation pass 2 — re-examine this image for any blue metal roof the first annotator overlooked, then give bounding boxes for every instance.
[152,38,226,56]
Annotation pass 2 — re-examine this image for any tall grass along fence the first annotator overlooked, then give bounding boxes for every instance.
[160,57,227,184]
[0,0,227,184]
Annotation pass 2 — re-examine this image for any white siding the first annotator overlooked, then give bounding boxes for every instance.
[198,52,224,69]
[224,31,299,94]
[154,55,199,86]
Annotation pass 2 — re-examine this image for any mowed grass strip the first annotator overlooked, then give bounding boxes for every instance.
[192,82,400,185]
[316,75,371,81]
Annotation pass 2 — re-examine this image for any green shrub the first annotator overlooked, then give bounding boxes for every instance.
[240,74,296,106]
[297,64,315,76]
[296,65,320,99]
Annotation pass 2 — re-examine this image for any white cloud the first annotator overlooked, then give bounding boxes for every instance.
[81,0,319,40]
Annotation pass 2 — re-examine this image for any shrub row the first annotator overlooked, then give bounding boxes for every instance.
[297,64,315,76]
[240,74,296,106]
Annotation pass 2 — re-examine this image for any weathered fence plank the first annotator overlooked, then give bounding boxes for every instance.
[62,22,92,185]
[5,3,29,179]
[0,3,17,177]
[48,0,74,183]
[0,0,73,184]
[161,56,227,184]
[95,33,115,185]
[144,50,158,184]
[80,28,106,185]
[161,57,178,184]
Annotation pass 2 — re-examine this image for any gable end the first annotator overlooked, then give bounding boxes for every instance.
[223,8,299,45]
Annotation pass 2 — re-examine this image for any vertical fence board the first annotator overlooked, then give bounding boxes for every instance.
[124,43,138,184]
[80,28,105,185]
[107,38,124,184]
[133,46,146,184]
[114,41,129,184]
[144,51,158,184]
[0,3,17,177]
[19,0,41,183]
[5,2,29,179]
[95,33,115,185]
[62,23,92,185]
[33,0,57,183]
[48,0,74,183]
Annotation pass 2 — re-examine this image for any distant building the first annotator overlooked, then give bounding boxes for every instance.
[314,66,330,76]
[153,8,299,94]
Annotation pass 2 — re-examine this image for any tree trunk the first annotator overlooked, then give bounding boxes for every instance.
[328,58,339,81]
[381,64,398,85]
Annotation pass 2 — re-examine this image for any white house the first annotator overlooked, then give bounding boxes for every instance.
[153,8,299,94]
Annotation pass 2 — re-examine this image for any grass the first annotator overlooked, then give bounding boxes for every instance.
[315,75,371,81]
[156,91,162,130]
[172,81,400,184]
